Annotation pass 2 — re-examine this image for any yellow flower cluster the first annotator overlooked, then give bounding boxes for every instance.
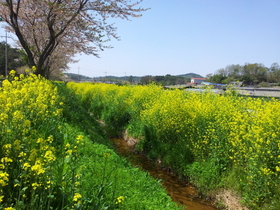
[31,160,45,175]
[64,135,84,160]
[72,192,83,208]
[68,82,280,203]
[0,70,65,207]
[0,172,9,187]
[73,192,82,202]
[0,71,63,137]
[3,207,15,210]
[115,196,124,204]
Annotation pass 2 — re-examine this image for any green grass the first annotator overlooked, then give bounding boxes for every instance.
[55,82,182,210]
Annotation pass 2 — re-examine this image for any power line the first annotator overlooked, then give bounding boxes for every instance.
[70,67,130,77]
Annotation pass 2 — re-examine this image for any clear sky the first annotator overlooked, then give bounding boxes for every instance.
[1,0,279,78]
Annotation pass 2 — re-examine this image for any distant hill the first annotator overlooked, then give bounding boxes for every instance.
[64,73,93,81]
[64,72,204,82]
[176,73,204,79]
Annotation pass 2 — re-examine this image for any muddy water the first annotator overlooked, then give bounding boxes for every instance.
[111,138,217,210]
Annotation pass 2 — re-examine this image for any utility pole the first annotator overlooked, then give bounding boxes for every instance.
[78,67,80,82]
[0,17,12,77]
[5,31,7,77]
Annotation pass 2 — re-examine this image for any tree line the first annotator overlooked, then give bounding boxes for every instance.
[140,74,190,86]
[207,63,280,86]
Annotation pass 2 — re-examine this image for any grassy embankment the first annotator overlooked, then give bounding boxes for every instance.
[0,71,181,210]
[67,82,280,210]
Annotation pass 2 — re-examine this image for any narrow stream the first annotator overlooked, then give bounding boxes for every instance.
[111,138,217,210]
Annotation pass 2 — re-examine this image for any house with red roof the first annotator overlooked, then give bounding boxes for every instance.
[191,77,206,84]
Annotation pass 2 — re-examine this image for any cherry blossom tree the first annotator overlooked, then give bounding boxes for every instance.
[0,0,146,78]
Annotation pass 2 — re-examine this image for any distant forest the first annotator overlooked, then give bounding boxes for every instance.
[65,72,203,86]
[207,63,280,86]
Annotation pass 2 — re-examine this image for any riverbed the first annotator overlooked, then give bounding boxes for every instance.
[111,138,217,210]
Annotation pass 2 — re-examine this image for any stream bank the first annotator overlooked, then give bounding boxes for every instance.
[114,131,250,210]
[111,137,217,210]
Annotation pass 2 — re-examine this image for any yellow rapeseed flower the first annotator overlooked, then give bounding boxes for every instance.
[3,207,15,210]
[76,135,84,140]
[73,193,82,202]
[0,180,7,187]
[9,70,16,76]
[44,150,56,162]
[23,162,31,170]
[3,144,12,150]
[47,135,54,143]
[31,161,45,175]
[36,138,44,144]
[32,182,40,190]
[1,157,13,164]
[116,196,124,204]
[66,150,73,155]
[18,152,26,158]
[0,172,9,186]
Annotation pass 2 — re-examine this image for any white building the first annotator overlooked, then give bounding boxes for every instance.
[191,77,206,84]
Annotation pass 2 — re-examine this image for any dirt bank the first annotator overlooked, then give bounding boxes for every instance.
[215,190,249,210]
[123,130,250,210]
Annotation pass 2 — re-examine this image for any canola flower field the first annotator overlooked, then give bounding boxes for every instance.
[0,71,180,210]
[67,82,280,210]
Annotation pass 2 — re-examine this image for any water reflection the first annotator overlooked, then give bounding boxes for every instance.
[111,138,217,210]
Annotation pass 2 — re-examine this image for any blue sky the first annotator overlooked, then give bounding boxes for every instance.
[1,1,279,78]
